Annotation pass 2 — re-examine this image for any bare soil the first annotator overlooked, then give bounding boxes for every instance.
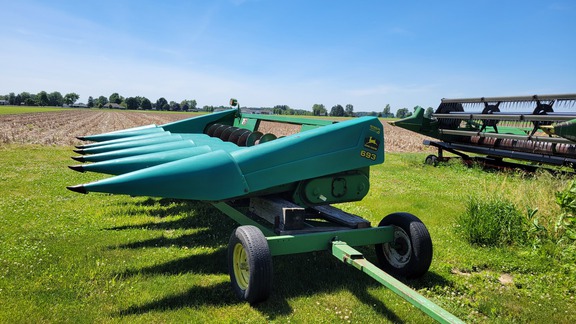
[0,110,433,153]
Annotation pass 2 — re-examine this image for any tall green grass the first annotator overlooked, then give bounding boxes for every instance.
[458,196,528,246]
[0,145,574,323]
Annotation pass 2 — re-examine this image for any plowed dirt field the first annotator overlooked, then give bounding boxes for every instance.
[0,110,433,152]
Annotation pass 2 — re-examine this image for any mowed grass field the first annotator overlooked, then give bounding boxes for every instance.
[0,108,575,323]
[0,105,69,114]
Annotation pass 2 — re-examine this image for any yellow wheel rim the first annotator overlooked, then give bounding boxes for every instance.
[233,243,250,290]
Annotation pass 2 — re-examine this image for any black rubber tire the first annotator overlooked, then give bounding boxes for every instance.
[227,225,273,304]
[375,212,433,279]
[424,154,439,166]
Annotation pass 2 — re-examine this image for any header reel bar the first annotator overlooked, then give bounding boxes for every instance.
[440,93,576,104]
[391,93,576,171]
[433,93,576,139]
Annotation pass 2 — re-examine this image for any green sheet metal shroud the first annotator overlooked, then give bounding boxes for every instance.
[68,110,384,203]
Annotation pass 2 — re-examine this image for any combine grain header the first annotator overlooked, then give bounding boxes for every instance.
[392,94,576,170]
[67,100,462,323]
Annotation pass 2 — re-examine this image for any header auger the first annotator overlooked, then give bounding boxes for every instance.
[391,93,576,171]
[68,100,462,323]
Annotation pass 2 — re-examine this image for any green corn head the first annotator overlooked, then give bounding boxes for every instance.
[68,108,384,206]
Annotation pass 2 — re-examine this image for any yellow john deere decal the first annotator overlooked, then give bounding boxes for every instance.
[369,124,381,134]
[364,136,380,151]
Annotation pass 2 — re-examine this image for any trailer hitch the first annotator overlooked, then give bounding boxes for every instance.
[332,241,463,324]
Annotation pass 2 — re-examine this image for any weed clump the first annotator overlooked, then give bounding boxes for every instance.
[458,196,527,246]
[554,180,576,242]
[458,179,576,260]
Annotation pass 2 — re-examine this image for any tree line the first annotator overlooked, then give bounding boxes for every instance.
[1,91,80,107]
[0,90,434,118]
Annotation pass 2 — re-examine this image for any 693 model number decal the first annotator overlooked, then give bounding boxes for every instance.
[360,150,377,161]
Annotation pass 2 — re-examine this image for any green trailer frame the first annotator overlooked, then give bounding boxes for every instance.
[212,197,463,324]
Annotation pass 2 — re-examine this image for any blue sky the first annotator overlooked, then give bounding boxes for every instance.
[1,0,575,112]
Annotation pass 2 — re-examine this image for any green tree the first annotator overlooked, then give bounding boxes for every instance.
[156,97,168,110]
[203,105,214,112]
[48,92,64,106]
[141,98,152,110]
[36,91,49,106]
[97,96,108,108]
[396,108,411,118]
[87,96,94,108]
[64,93,80,105]
[189,99,197,111]
[383,104,393,118]
[330,104,345,117]
[425,107,434,118]
[20,92,32,106]
[180,100,189,111]
[312,104,326,116]
[345,104,354,117]
[109,93,123,104]
[273,105,290,115]
[125,97,139,110]
[169,101,180,111]
[134,96,144,108]
[8,92,16,105]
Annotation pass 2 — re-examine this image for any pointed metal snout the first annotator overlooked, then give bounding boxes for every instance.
[68,145,241,175]
[75,131,173,149]
[68,165,85,173]
[76,135,187,155]
[77,126,163,142]
[71,156,86,162]
[69,140,199,163]
[66,185,87,194]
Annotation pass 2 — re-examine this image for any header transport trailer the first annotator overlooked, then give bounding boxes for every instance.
[391,94,576,171]
[67,99,462,323]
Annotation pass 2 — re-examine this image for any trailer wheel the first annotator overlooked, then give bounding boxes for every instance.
[375,213,432,279]
[424,154,439,166]
[228,225,273,304]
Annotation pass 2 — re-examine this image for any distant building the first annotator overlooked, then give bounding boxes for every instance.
[105,103,125,109]
[242,108,273,114]
[0,100,9,105]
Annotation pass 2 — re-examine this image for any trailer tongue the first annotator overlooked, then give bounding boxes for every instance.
[67,100,462,323]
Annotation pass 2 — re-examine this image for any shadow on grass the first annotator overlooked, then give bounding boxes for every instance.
[118,281,241,316]
[112,198,220,219]
[106,201,237,249]
[121,248,228,277]
[110,200,454,321]
[117,246,454,321]
[254,251,407,321]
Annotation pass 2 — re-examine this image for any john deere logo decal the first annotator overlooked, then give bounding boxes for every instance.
[364,136,380,151]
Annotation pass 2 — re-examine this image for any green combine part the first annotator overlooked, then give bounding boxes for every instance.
[67,99,462,323]
[392,94,576,170]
